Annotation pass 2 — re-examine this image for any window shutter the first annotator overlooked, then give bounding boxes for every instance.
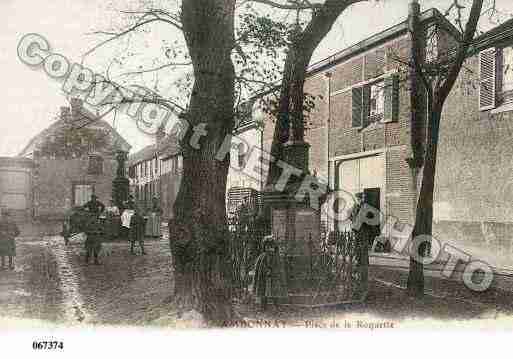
[479,48,497,111]
[362,85,371,127]
[352,87,363,128]
[384,74,400,122]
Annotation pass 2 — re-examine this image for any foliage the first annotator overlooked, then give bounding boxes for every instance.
[38,120,110,159]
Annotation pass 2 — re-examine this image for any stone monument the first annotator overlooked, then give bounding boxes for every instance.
[263,139,323,302]
[112,150,129,208]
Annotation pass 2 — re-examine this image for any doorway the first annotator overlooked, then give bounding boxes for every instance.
[364,187,388,252]
[73,183,93,206]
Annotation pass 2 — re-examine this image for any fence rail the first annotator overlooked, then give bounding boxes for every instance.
[228,218,368,307]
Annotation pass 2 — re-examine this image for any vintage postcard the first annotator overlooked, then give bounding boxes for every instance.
[1,0,513,356]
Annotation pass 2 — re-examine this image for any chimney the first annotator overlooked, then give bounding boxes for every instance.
[60,106,71,123]
[409,1,421,26]
[70,97,83,119]
[156,124,166,151]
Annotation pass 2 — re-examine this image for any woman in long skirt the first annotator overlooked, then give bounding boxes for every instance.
[105,199,121,240]
[145,196,162,238]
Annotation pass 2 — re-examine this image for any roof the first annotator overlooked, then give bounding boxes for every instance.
[128,144,157,167]
[308,8,460,75]
[473,17,513,52]
[158,136,181,159]
[19,100,131,157]
[233,8,462,139]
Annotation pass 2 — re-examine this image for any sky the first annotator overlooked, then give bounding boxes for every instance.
[0,0,512,157]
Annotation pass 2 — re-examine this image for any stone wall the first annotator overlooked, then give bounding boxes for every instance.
[436,50,513,224]
[33,157,117,219]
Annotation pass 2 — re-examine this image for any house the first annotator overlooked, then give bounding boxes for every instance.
[18,97,131,219]
[226,100,265,217]
[0,157,35,220]
[434,16,513,250]
[127,128,182,218]
[230,5,513,257]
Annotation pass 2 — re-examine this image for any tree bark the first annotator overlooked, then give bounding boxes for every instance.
[267,0,365,187]
[406,0,483,296]
[407,108,440,296]
[171,0,236,325]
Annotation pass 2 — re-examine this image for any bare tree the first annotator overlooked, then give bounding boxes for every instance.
[85,0,238,324]
[406,0,485,296]
[170,0,238,323]
[258,0,370,187]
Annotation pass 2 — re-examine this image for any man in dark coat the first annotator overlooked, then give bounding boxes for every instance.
[129,208,147,255]
[350,192,369,298]
[83,194,105,216]
[84,212,103,265]
[0,209,20,270]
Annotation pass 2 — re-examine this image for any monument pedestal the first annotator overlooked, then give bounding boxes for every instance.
[112,151,129,208]
[264,183,323,298]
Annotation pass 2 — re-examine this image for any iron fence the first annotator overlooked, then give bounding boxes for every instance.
[228,217,368,306]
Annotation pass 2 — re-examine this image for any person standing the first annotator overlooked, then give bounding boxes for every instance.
[251,235,285,311]
[130,208,147,255]
[83,194,105,216]
[121,203,135,241]
[0,209,20,270]
[145,196,162,238]
[123,195,136,213]
[350,192,369,298]
[105,199,121,241]
[84,211,103,265]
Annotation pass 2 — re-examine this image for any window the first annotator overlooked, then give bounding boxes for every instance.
[87,155,103,175]
[352,74,399,128]
[237,143,246,168]
[177,156,183,173]
[478,46,513,110]
[425,25,439,63]
[369,81,385,120]
[501,46,513,100]
[170,157,176,174]
[73,183,93,206]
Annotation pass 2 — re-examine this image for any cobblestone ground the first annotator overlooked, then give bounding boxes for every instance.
[0,228,173,326]
[2,224,513,328]
[0,237,64,323]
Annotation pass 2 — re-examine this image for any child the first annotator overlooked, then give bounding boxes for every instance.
[0,209,20,270]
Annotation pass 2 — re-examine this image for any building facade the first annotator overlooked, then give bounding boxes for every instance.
[226,103,264,217]
[128,134,182,219]
[228,7,513,259]
[18,98,131,219]
[0,157,35,220]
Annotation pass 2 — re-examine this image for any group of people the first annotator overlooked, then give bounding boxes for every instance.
[63,194,163,265]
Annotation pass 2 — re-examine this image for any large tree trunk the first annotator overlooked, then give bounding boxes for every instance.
[266,47,308,185]
[407,108,441,296]
[406,0,483,296]
[266,0,364,187]
[171,0,236,325]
